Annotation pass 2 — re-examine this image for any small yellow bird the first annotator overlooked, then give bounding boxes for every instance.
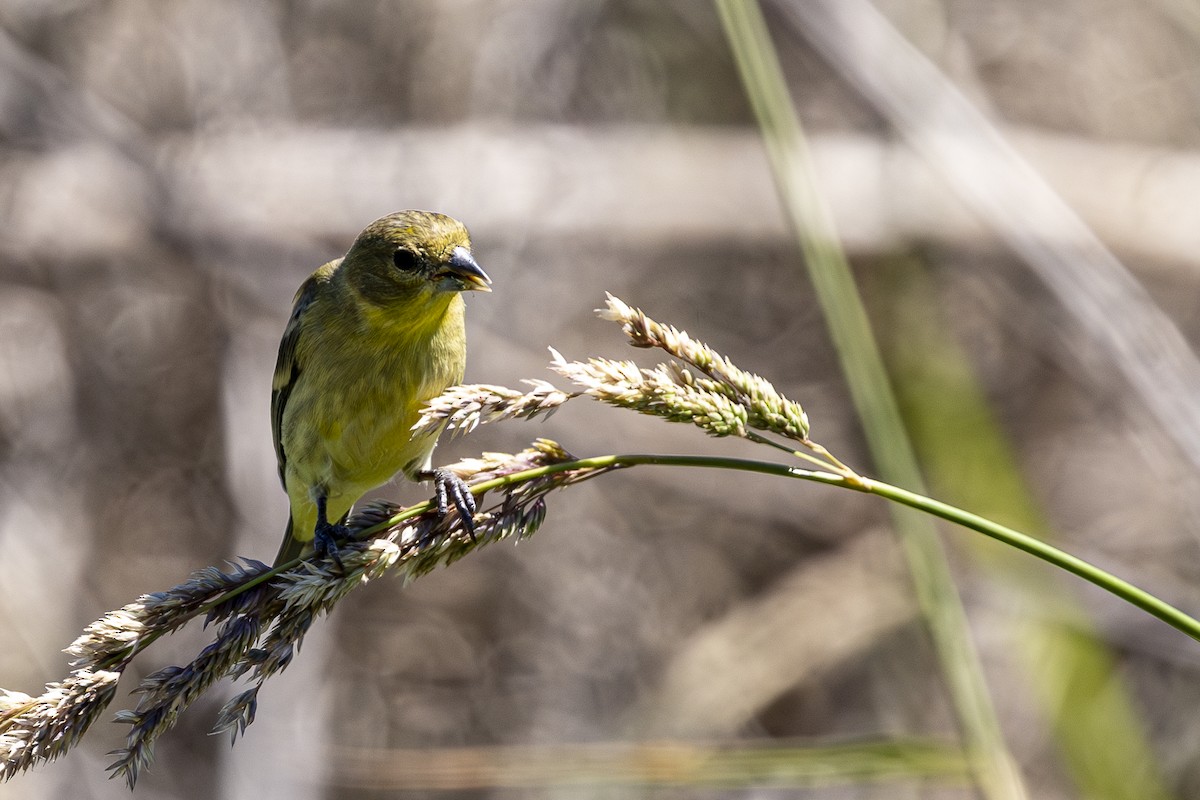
[271,210,491,566]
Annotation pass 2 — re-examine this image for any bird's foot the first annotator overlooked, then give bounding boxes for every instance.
[313,521,350,571]
[421,468,478,541]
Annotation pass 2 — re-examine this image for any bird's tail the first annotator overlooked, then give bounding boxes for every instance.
[273,514,309,567]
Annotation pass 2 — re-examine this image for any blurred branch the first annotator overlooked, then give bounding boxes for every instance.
[328,738,971,791]
[631,528,916,735]
[10,121,1199,328]
[8,105,1200,275]
[144,125,1200,266]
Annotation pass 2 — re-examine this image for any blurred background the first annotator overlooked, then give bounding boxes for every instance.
[2,0,1200,798]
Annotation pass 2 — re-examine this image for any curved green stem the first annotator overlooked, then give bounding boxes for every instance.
[387,453,1200,644]
[154,452,1200,671]
[853,476,1200,642]
[555,456,1200,642]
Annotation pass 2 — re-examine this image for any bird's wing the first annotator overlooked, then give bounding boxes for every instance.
[271,272,322,489]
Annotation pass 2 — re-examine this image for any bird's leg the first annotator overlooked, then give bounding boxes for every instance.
[419,468,477,541]
[313,494,347,571]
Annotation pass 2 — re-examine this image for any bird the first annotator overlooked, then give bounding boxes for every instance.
[270,210,491,567]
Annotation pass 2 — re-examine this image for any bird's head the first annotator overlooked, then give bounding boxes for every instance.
[341,210,491,307]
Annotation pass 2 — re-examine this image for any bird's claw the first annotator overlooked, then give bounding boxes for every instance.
[431,468,477,541]
[313,522,349,571]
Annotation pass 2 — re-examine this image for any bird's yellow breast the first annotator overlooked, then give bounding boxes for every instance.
[280,291,467,532]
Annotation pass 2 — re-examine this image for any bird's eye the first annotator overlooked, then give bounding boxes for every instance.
[392,249,419,271]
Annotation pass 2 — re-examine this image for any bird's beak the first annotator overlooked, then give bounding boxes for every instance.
[443,246,492,292]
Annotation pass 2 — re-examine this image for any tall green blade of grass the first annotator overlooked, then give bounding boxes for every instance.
[715,2,1025,797]
[877,255,1172,800]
